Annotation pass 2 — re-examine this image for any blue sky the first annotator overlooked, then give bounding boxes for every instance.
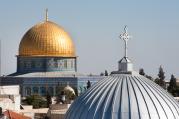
[0,0,179,79]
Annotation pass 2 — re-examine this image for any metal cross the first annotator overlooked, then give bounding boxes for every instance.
[119,25,131,58]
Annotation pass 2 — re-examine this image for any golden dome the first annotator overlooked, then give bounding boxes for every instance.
[19,21,75,57]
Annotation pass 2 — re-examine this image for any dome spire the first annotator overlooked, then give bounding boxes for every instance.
[112,26,134,74]
[45,8,48,21]
[120,25,131,58]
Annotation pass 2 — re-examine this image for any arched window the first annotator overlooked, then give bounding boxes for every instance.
[47,87,54,96]
[64,60,67,68]
[25,61,31,68]
[25,87,31,96]
[71,60,74,68]
[33,87,39,94]
[40,87,46,96]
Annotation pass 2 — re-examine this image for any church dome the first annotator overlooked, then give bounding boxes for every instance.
[19,21,75,57]
[65,74,179,119]
[65,26,179,119]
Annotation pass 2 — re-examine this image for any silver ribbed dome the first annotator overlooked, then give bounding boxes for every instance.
[65,74,179,119]
[65,26,179,119]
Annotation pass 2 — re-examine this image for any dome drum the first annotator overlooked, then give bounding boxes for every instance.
[17,56,77,73]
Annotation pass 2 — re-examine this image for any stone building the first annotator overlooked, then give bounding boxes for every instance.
[1,10,102,97]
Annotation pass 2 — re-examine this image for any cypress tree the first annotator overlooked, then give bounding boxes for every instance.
[87,80,91,89]
[46,91,52,108]
[168,74,177,96]
[157,66,165,88]
[104,70,108,76]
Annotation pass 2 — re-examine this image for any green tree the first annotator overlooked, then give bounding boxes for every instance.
[46,91,52,108]
[100,72,104,76]
[56,91,65,104]
[139,68,153,80]
[105,70,108,76]
[23,95,47,108]
[87,80,91,89]
[139,68,145,76]
[55,85,65,104]
[156,66,166,89]
[56,83,65,96]
[167,74,177,96]
[154,78,160,84]
[145,75,153,81]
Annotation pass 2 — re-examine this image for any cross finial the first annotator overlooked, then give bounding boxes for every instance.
[120,25,131,42]
[120,25,131,57]
[45,8,48,21]
[124,25,128,33]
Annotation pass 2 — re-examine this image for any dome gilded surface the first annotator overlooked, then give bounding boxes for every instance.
[19,21,75,57]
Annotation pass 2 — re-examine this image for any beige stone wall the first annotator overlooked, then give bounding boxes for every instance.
[0,85,19,95]
[50,114,65,119]
[47,104,71,119]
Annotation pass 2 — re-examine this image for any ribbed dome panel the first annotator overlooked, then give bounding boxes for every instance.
[65,74,179,119]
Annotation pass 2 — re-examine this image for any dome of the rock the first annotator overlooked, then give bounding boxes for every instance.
[19,21,75,57]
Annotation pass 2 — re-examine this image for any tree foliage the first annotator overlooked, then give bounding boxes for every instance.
[156,66,166,88]
[145,75,153,81]
[56,91,65,104]
[139,68,145,76]
[87,80,91,89]
[158,66,165,80]
[46,91,52,108]
[100,72,104,76]
[139,68,153,81]
[105,70,108,76]
[167,74,177,96]
[23,95,47,108]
